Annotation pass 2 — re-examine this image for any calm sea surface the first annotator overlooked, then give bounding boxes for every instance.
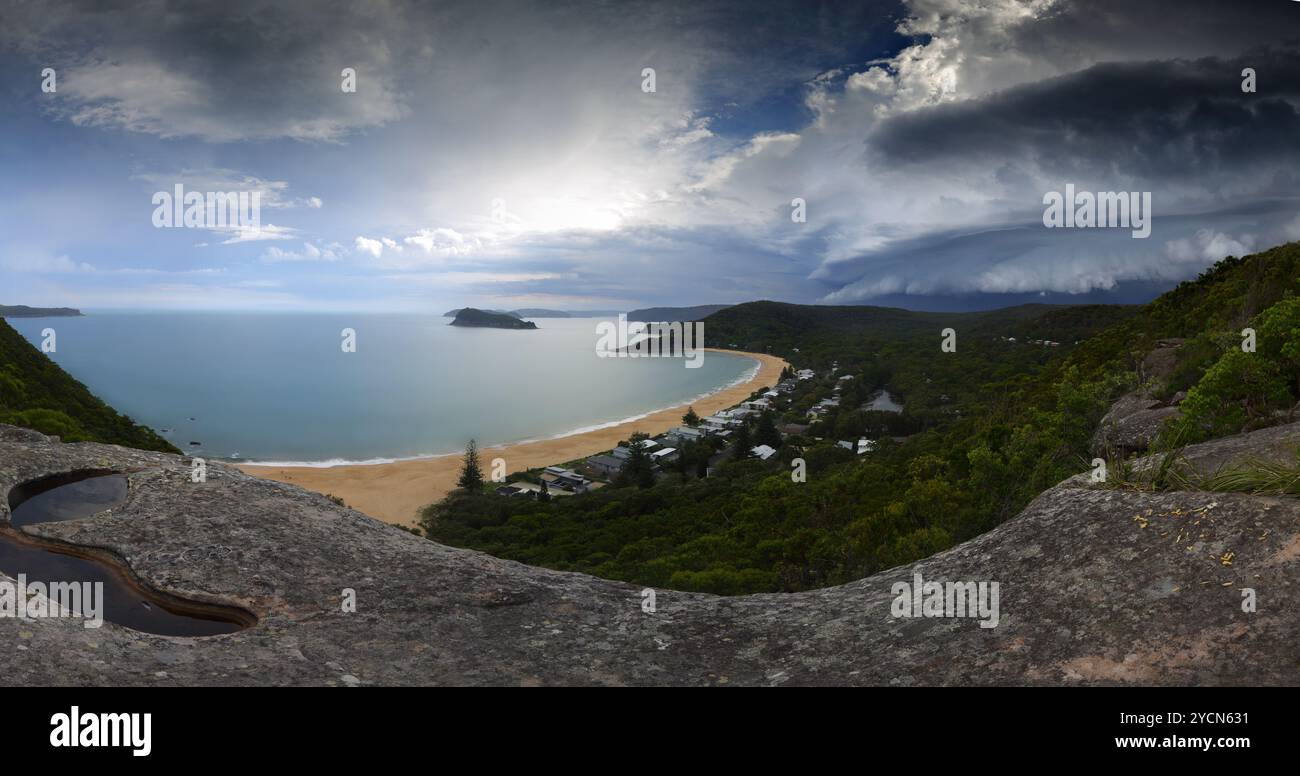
[9,313,756,464]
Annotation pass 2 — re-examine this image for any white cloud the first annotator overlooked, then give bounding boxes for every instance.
[1,254,95,273]
[404,228,476,256]
[1164,230,1257,264]
[218,224,297,244]
[263,241,344,262]
[354,236,385,258]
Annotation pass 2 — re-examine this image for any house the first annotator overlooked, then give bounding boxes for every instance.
[715,407,754,423]
[779,422,810,436]
[666,426,706,445]
[795,369,816,381]
[495,482,541,498]
[584,454,624,478]
[611,438,658,459]
[763,390,780,399]
[541,466,590,493]
[776,380,797,393]
[743,398,771,410]
[650,447,679,464]
[751,444,777,461]
[837,439,875,455]
[837,374,854,382]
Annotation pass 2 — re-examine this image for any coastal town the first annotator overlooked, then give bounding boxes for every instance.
[491,361,893,499]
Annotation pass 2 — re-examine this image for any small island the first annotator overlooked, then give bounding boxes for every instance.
[449,307,538,329]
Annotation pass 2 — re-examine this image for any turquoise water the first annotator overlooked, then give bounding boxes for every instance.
[8,313,756,463]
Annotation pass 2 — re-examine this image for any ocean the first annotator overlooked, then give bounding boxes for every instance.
[8,313,757,464]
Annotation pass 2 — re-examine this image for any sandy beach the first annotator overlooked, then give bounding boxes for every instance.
[237,349,788,527]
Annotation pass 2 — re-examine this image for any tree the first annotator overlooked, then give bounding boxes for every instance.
[682,406,701,426]
[755,411,781,448]
[674,439,692,478]
[731,421,753,459]
[457,439,485,492]
[616,432,657,488]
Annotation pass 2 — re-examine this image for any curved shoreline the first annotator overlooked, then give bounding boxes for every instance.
[237,349,789,527]
[237,351,763,468]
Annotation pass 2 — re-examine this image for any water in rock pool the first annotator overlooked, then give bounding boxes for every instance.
[9,472,128,527]
[2,473,248,636]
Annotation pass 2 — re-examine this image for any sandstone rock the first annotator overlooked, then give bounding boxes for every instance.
[2,423,1299,685]
[1091,392,1180,457]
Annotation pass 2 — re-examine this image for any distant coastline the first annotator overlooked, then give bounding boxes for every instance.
[0,305,83,318]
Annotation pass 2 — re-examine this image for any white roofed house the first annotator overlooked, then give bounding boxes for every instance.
[742,398,771,411]
[702,417,731,434]
[751,444,777,461]
[650,447,679,464]
[713,407,752,422]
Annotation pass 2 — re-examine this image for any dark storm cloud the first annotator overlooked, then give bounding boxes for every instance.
[0,0,903,142]
[820,198,1300,303]
[869,48,1300,184]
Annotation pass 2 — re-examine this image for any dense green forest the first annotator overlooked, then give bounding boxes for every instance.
[424,242,1300,595]
[0,318,177,452]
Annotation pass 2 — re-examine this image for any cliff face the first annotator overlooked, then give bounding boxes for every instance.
[2,422,1298,686]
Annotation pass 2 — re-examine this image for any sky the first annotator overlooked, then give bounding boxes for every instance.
[1,0,1299,313]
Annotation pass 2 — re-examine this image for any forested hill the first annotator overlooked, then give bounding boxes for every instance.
[699,300,1137,366]
[424,242,1300,596]
[0,319,177,453]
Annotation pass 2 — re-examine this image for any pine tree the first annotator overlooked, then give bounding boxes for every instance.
[457,439,485,492]
[731,422,753,459]
[617,432,656,488]
[682,406,701,426]
[755,411,781,448]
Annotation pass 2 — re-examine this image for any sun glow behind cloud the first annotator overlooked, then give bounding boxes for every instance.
[3,0,1300,311]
